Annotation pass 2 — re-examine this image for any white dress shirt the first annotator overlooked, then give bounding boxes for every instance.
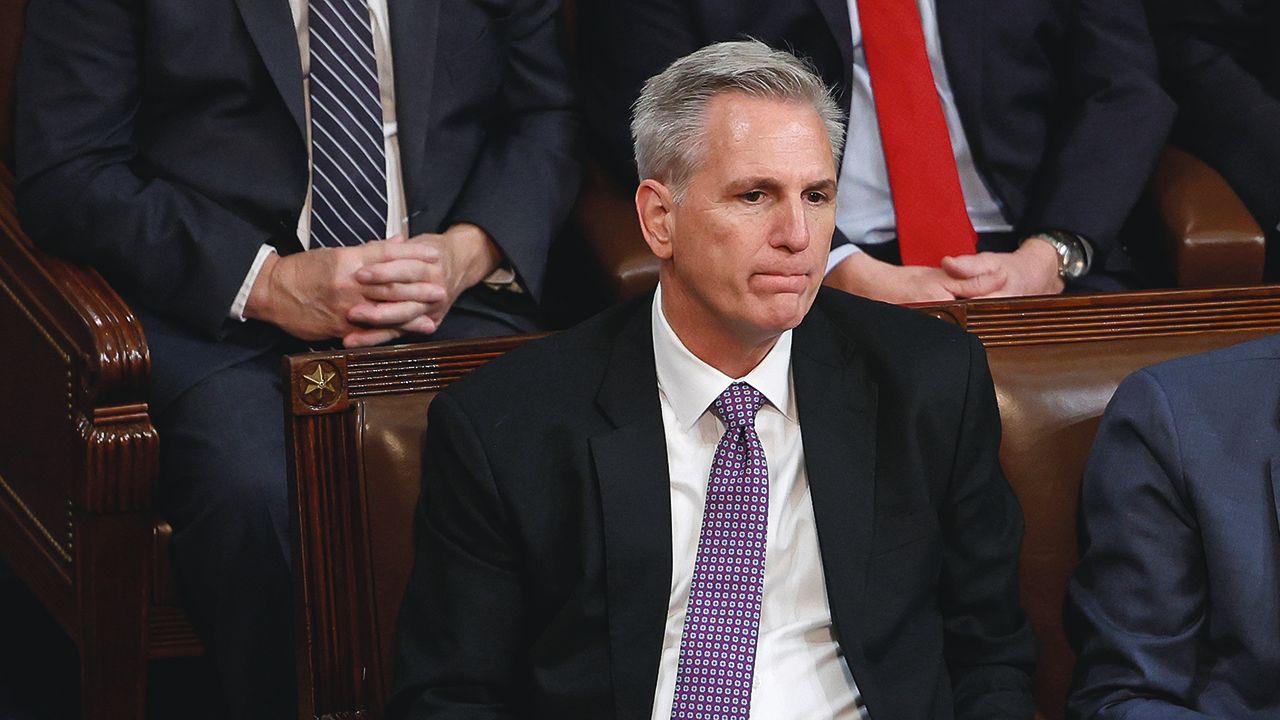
[827,0,1011,273]
[231,0,408,319]
[648,285,868,719]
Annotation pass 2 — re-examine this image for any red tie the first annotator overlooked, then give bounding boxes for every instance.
[858,0,977,266]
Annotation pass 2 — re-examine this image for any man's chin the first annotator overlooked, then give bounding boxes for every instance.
[755,292,815,331]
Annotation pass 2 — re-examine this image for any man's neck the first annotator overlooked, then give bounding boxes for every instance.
[659,296,780,380]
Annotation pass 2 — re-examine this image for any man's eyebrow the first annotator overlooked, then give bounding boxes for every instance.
[727,177,837,192]
[806,178,837,193]
[728,176,784,192]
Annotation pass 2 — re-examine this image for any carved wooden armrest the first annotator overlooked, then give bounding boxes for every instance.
[0,165,156,562]
[1150,146,1266,288]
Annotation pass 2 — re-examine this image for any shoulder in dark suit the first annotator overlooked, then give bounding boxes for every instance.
[1067,332,1280,719]
[389,287,1036,719]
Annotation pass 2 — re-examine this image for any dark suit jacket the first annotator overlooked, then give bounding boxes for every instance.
[15,0,579,410]
[578,0,1173,268]
[1147,0,1280,231]
[1067,333,1280,719]
[388,288,1036,720]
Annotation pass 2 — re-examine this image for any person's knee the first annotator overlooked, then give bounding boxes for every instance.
[157,362,291,563]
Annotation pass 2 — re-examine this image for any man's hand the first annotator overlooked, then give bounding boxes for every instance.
[244,238,444,343]
[940,237,1064,298]
[343,223,503,346]
[824,251,1007,304]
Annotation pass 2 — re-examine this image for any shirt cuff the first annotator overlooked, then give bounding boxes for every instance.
[482,262,524,294]
[825,243,862,276]
[229,244,278,321]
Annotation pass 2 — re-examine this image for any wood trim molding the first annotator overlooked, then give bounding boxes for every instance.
[919,285,1280,346]
[291,408,374,719]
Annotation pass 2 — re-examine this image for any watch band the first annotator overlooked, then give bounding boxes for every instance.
[1028,231,1090,279]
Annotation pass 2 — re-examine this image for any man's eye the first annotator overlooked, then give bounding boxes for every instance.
[805,191,829,204]
[741,190,765,202]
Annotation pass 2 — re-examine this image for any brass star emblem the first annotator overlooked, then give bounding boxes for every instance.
[300,362,340,407]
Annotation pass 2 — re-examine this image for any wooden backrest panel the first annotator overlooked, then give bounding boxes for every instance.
[288,286,1280,720]
[0,0,26,170]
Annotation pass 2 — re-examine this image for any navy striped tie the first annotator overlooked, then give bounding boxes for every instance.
[308,0,388,247]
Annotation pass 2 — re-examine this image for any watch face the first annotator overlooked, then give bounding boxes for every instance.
[1060,239,1086,278]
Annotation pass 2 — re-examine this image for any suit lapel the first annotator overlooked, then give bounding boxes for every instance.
[792,304,886,714]
[234,0,306,132]
[934,0,987,164]
[811,0,855,101]
[590,304,673,720]
[388,0,441,226]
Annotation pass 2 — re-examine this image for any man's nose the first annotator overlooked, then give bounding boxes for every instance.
[771,198,812,251]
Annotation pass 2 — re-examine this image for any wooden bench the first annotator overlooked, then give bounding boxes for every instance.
[286,284,1280,720]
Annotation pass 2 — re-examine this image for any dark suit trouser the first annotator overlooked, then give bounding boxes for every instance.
[156,310,527,719]
[157,350,294,720]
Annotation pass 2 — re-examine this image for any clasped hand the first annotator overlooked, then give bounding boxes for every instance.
[245,223,501,347]
[826,237,1064,304]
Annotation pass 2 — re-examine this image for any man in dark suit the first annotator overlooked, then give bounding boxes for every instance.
[579,0,1173,303]
[1146,0,1280,280]
[15,0,578,716]
[390,41,1034,719]
[1066,333,1280,719]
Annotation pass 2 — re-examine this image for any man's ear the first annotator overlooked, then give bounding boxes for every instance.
[635,179,675,261]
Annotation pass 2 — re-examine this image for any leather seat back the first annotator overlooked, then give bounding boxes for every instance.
[987,330,1274,720]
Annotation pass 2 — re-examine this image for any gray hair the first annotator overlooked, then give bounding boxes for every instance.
[631,39,846,199]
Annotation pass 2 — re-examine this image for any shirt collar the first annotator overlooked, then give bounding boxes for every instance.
[651,284,796,432]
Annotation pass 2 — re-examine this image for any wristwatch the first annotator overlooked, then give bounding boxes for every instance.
[1028,231,1091,280]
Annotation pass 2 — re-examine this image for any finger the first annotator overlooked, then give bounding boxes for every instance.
[343,327,402,348]
[399,315,439,336]
[354,239,441,266]
[914,286,956,303]
[356,257,442,285]
[940,254,997,279]
[359,281,448,304]
[943,268,1007,298]
[968,288,1018,300]
[347,300,430,327]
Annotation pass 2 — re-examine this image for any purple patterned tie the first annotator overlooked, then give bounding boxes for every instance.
[671,382,769,719]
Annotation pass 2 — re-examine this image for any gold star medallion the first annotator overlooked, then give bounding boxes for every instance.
[300,361,341,408]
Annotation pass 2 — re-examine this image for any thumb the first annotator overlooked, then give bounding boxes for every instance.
[943,268,1007,299]
[940,254,992,279]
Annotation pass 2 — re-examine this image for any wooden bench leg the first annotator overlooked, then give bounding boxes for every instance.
[77,513,150,720]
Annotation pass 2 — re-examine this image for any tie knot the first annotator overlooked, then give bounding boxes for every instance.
[711,382,765,431]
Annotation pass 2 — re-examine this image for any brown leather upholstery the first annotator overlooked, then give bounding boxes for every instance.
[0,3,202,717]
[987,332,1271,719]
[288,285,1280,720]
[573,160,659,301]
[1149,146,1266,287]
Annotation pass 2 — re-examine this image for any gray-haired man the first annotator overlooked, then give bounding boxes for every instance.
[388,41,1034,720]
